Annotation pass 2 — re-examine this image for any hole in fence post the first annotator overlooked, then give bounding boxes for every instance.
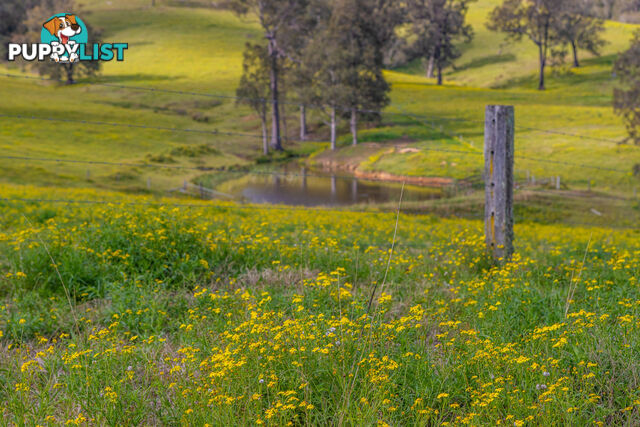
[485,105,514,262]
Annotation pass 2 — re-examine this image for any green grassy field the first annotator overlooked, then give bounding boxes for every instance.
[1,184,640,425]
[326,5,640,195]
[1,0,639,200]
[2,2,640,424]
[0,1,261,191]
[1,184,639,424]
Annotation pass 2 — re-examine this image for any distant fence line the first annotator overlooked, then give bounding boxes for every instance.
[0,119,633,176]
[2,73,637,180]
[2,72,632,147]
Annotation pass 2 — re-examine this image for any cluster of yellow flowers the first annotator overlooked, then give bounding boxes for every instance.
[0,183,639,425]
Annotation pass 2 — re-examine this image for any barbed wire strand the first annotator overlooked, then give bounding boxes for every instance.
[516,186,634,201]
[0,153,478,182]
[1,72,416,118]
[2,72,632,147]
[2,128,629,177]
[391,107,635,173]
[516,156,630,174]
[0,113,264,139]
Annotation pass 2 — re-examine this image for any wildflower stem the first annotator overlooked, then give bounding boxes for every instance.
[564,233,592,318]
[340,182,405,426]
[20,213,80,334]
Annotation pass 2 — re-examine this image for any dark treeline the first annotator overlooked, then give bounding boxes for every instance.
[589,0,640,21]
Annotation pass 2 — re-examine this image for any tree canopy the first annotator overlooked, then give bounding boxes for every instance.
[614,30,640,145]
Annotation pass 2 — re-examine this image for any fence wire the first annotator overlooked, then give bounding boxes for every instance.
[1,73,639,234]
[2,72,634,148]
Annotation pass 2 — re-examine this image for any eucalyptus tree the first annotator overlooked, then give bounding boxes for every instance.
[554,0,606,67]
[614,30,640,145]
[230,0,310,150]
[487,0,563,90]
[405,0,475,85]
[236,43,271,155]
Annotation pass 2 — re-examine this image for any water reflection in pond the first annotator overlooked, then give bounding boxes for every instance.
[216,165,444,207]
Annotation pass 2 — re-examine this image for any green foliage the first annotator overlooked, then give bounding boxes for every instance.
[301,0,396,146]
[613,29,640,144]
[487,0,562,90]
[405,0,476,84]
[552,0,607,68]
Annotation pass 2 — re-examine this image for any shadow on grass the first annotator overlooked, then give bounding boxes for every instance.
[87,74,183,84]
[453,53,517,73]
[490,56,618,105]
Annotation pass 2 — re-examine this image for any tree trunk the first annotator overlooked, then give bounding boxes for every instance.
[260,103,268,156]
[282,104,288,145]
[426,54,435,78]
[65,63,75,85]
[268,39,282,151]
[437,62,443,86]
[537,44,546,91]
[350,107,358,146]
[571,40,579,68]
[300,105,307,141]
[330,107,337,151]
[606,0,615,19]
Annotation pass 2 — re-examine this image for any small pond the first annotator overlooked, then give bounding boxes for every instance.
[215,163,445,207]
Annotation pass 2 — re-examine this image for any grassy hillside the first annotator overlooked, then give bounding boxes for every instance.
[1,183,640,424]
[322,0,640,196]
[2,3,640,423]
[0,1,263,191]
[398,0,637,88]
[1,0,639,200]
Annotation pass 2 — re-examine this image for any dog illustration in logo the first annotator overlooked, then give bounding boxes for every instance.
[43,15,82,63]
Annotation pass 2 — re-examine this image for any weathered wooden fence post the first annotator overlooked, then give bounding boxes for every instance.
[485,105,515,261]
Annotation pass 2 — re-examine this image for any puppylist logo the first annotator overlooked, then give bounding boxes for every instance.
[7,13,127,63]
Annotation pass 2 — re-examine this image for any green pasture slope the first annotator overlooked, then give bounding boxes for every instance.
[0,0,639,199]
[326,1,640,195]
[2,3,640,424]
[0,0,261,191]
